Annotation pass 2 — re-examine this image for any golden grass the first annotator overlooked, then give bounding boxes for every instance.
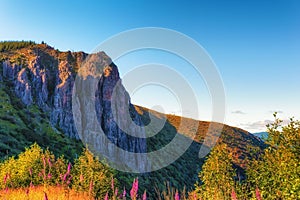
[0,186,94,200]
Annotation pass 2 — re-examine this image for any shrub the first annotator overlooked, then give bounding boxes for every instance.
[0,143,70,189]
[247,114,300,199]
[193,143,235,200]
[72,148,116,198]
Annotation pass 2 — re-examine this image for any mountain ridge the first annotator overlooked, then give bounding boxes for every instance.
[0,41,266,197]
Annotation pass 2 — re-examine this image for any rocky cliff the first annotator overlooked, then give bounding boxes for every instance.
[0,43,147,171]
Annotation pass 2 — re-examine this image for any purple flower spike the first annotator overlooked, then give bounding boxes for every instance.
[63,173,68,182]
[130,178,139,199]
[175,191,180,200]
[115,187,118,196]
[67,163,71,174]
[48,158,52,167]
[122,187,126,198]
[256,187,262,200]
[111,177,114,190]
[193,192,197,200]
[89,180,94,193]
[104,192,109,200]
[143,190,147,200]
[231,188,237,200]
[30,181,34,188]
[3,173,8,184]
[42,157,46,167]
[80,174,84,182]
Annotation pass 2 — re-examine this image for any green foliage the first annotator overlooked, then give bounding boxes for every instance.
[0,144,116,199]
[247,114,300,199]
[0,143,66,189]
[117,107,265,199]
[194,143,236,200]
[0,85,83,161]
[72,148,115,198]
[0,41,36,52]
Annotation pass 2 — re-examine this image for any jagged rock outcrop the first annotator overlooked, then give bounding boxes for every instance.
[27,57,49,108]
[3,61,21,80]
[15,68,33,105]
[72,53,148,172]
[51,60,77,138]
[1,45,148,171]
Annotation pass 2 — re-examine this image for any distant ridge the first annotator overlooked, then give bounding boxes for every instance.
[253,132,269,140]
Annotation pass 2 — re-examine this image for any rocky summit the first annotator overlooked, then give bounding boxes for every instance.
[0,42,147,171]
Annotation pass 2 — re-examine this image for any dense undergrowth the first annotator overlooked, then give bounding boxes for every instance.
[0,115,299,199]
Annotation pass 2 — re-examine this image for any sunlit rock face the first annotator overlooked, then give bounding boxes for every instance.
[1,47,148,172]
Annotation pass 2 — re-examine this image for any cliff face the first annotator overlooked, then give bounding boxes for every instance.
[1,44,147,170]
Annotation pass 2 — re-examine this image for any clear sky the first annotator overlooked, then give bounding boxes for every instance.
[1,0,299,132]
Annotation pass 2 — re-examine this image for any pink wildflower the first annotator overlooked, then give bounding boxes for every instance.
[42,156,46,167]
[231,188,237,200]
[3,173,8,184]
[143,190,147,200]
[48,158,52,167]
[30,181,34,188]
[115,187,119,196]
[256,187,262,200]
[67,163,71,174]
[111,177,114,190]
[175,191,180,200]
[89,180,94,193]
[63,173,68,181]
[193,192,197,200]
[122,187,126,198]
[104,192,109,200]
[80,174,84,182]
[130,178,139,199]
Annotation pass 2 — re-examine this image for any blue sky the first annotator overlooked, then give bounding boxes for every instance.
[1,0,299,132]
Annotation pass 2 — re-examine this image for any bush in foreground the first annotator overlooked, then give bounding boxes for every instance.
[0,115,299,199]
[0,144,115,199]
[192,114,300,200]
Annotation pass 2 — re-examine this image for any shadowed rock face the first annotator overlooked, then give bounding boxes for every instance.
[73,53,148,172]
[1,46,147,171]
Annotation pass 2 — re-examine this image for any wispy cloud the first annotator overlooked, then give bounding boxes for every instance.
[239,119,291,133]
[268,110,283,114]
[240,120,273,132]
[232,110,246,115]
